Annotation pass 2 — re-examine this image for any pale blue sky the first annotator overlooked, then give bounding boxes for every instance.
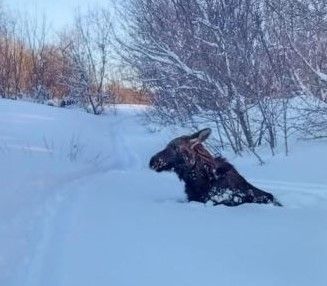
[5,0,111,31]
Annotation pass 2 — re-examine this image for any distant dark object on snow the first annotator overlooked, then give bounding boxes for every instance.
[149,128,282,207]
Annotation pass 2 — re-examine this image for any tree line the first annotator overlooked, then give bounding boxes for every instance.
[0,4,119,114]
[1,1,327,158]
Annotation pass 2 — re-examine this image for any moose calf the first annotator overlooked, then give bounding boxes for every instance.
[149,128,281,206]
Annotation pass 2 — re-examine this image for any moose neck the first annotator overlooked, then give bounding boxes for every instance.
[176,144,216,180]
[174,162,212,202]
[173,145,217,202]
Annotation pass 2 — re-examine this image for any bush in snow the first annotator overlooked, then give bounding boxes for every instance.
[120,0,327,157]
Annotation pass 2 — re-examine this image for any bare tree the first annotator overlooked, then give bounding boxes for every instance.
[22,14,52,102]
[60,8,114,114]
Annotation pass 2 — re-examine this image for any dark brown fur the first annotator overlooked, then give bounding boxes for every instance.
[149,128,281,206]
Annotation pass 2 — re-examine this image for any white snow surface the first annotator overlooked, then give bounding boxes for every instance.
[0,99,326,286]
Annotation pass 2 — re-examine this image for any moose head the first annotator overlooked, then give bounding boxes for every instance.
[149,128,214,172]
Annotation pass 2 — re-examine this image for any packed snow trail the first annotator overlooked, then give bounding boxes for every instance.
[0,100,327,286]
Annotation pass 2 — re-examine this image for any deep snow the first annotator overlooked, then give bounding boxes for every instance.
[0,99,326,286]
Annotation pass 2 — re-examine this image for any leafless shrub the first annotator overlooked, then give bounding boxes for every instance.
[59,7,115,114]
[117,0,327,159]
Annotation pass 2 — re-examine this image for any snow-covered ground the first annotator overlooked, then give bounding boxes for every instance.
[0,99,326,286]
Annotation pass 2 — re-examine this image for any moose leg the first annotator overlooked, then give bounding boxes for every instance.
[209,187,282,206]
[250,187,282,206]
[209,169,282,206]
[208,188,248,206]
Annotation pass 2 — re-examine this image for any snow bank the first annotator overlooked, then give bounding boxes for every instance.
[0,99,326,286]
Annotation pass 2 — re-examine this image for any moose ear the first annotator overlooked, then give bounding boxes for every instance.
[189,128,211,148]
